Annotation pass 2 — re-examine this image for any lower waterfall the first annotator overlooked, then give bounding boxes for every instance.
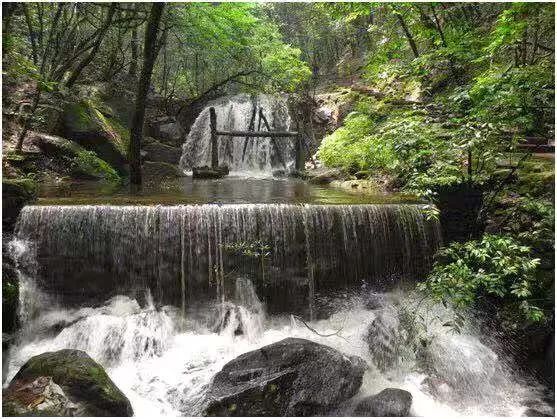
[5,203,553,416]
[12,204,442,316]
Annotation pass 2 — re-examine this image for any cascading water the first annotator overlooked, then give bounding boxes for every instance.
[5,203,553,416]
[180,94,294,175]
[12,204,441,316]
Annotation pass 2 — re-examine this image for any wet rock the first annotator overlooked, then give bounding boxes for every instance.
[420,376,452,398]
[523,408,553,417]
[306,168,344,184]
[365,308,400,372]
[353,388,412,417]
[2,178,37,233]
[422,334,498,389]
[3,376,79,416]
[203,337,367,416]
[272,169,287,178]
[3,349,133,416]
[192,165,229,179]
[142,140,181,165]
[143,161,184,179]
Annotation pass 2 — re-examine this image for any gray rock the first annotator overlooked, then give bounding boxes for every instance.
[143,161,184,179]
[142,140,181,164]
[192,165,229,179]
[60,100,128,175]
[148,117,185,146]
[307,168,344,184]
[365,309,400,372]
[353,388,413,417]
[203,337,367,416]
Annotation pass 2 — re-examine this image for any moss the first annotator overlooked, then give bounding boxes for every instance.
[11,350,133,416]
[514,157,555,198]
[63,99,129,173]
[64,101,98,133]
[72,150,121,183]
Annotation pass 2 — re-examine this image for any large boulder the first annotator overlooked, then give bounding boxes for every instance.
[353,388,413,417]
[203,337,367,416]
[30,133,121,183]
[60,99,128,175]
[147,116,185,146]
[142,140,181,164]
[142,161,183,179]
[2,349,133,416]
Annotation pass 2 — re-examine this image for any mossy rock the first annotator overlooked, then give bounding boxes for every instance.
[4,350,133,417]
[61,99,128,175]
[2,178,37,232]
[30,133,121,183]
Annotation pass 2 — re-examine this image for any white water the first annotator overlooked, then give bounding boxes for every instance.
[180,94,294,176]
[5,278,550,417]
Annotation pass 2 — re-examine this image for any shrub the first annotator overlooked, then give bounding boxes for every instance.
[419,234,544,322]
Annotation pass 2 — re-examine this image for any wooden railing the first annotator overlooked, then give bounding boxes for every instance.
[209,107,305,171]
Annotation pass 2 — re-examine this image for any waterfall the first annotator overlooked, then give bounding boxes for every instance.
[179,94,294,174]
[13,204,441,318]
[7,205,553,417]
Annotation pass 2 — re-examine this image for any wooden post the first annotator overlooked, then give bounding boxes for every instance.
[209,107,218,168]
[241,105,257,162]
[295,134,305,171]
[259,109,287,169]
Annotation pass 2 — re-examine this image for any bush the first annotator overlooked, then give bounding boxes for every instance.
[318,99,454,184]
[419,234,545,322]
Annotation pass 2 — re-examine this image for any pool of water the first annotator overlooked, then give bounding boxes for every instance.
[37,176,417,205]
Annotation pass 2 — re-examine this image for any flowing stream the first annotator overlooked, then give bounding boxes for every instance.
[4,203,553,416]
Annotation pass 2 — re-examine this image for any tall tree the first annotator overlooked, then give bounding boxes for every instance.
[129,2,165,188]
[66,3,117,88]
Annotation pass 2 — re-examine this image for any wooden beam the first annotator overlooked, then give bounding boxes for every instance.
[216,130,298,137]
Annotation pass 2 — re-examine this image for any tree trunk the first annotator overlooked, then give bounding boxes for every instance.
[430,5,447,48]
[23,4,38,65]
[395,13,419,58]
[129,2,165,188]
[129,26,138,79]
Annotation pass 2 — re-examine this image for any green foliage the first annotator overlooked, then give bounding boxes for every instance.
[318,98,465,195]
[224,240,271,260]
[419,234,544,322]
[469,63,554,133]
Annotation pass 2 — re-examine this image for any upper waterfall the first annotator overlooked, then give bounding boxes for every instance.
[179,94,294,175]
